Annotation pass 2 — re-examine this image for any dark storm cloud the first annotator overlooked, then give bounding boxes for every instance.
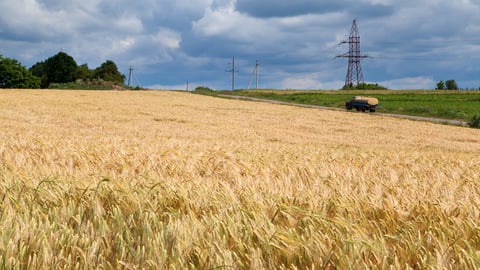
[235,1,344,17]
[351,4,395,19]
[1,0,480,89]
[235,0,394,19]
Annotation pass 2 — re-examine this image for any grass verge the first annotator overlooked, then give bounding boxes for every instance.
[219,89,480,121]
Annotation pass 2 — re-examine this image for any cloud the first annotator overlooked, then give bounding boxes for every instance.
[145,83,189,90]
[280,75,321,90]
[153,28,181,50]
[378,76,435,90]
[280,74,343,90]
[235,1,342,18]
[1,0,480,90]
[235,0,394,19]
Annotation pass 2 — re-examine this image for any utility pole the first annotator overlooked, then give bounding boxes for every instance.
[226,57,238,90]
[247,60,260,90]
[127,66,133,87]
[256,60,259,89]
[336,19,369,87]
[127,66,141,89]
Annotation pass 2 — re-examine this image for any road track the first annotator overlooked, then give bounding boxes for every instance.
[219,94,468,127]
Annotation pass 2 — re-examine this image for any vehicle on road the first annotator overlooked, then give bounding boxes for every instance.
[345,96,379,112]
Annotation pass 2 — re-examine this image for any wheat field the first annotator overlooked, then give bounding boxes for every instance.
[0,89,479,269]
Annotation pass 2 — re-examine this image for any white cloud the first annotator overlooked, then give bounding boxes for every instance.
[112,15,144,33]
[192,1,241,37]
[112,37,136,53]
[153,28,181,49]
[378,77,435,90]
[194,0,309,48]
[0,0,105,39]
[280,76,318,89]
[146,83,190,90]
[279,74,345,90]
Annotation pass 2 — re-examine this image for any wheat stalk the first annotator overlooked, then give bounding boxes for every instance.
[0,90,479,269]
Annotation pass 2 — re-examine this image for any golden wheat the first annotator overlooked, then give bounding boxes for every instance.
[0,89,479,269]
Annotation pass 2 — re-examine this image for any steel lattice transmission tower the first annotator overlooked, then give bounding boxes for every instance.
[336,19,368,87]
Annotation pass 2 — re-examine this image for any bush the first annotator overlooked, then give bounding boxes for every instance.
[467,114,480,128]
[342,83,388,90]
[195,86,213,91]
[193,86,217,96]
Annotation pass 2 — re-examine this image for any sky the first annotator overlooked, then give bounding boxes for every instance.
[1,0,480,90]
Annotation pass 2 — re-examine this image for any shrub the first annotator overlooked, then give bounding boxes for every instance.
[195,86,213,91]
[467,114,480,128]
[342,83,388,90]
[193,86,217,96]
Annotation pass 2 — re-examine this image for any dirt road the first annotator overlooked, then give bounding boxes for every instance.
[219,94,468,127]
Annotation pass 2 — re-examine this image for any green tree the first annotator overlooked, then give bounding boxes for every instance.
[445,80,458,90]
[30,52,78,88]
[76,63,94,81]
[0,55,40,88]
[436,80,445,90]
[29,61,48,87]
[94,60,125,83]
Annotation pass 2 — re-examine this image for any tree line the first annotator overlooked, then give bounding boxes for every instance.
[436,80,458,90]
[0,52,125,89]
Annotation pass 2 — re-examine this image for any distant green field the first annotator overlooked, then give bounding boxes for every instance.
[219,90,480,121]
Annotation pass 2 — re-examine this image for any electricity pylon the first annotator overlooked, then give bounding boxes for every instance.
[336,19,368,87]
